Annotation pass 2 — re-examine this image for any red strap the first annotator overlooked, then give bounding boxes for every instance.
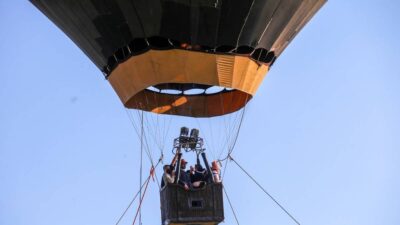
[131,166,154,225]
[150,165,155,181]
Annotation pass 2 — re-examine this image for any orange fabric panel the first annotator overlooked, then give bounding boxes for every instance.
[108,49,269,117]
[126,90,252,118]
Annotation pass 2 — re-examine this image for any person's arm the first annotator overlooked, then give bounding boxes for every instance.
[170,153,179,167]
[178,172,190,190]
[178,180,189,190]
[213,170,221,183]
[165,173,175,183]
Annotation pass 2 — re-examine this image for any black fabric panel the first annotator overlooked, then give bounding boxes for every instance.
[229,0,282,47]
[272,0,326,56]
[159,1,192,43]
[257,0,303,50]
[126,0,161,36]
[91,1,133,58]
[159,0,221,46]
[31,1,106,67]
[215,0,254,47]
[30,0,325,73]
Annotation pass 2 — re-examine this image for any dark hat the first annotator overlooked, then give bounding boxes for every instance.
[195,164,204,170]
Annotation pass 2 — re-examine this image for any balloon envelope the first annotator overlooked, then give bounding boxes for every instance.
[31,0,325,117]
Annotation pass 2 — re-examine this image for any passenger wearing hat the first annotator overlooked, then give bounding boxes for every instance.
[191,164,207,188]
[161,165,175,189]
[211,161,221,183]
[178,158,191,190]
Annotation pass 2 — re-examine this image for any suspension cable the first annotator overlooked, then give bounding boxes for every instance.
[134,110,155,165]
[220,156,230,181]
[114,176,150,225]
[131,166,154,225]
[124,109,155,165]
[227,106,246,155]
[139,111,144,225]
[229,155,301,225]
[218,103,247,162]
[114,159,162,225]
[223,186,240,225]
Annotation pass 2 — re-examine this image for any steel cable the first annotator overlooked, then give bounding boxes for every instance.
[229,156,301,225]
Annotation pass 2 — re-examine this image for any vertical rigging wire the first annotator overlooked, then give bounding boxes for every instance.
[139,111,144,225]
[124,109,154,165]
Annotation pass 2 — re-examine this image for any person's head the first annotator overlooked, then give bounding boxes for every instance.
[163,165,171,173]
[211,161,219,171]
[180,159,188,169]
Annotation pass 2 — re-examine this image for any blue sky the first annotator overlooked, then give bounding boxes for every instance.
[1,1,400,225]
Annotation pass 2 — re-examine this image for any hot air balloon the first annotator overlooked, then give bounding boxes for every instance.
[30,0,325,224]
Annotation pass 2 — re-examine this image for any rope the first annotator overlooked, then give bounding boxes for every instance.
[139,111,144,225]
[153,170,161,190]
[131,167,153,225]
[223,186,240,225]
[218,104,247,162]
[114,159,162,225]
[220,155,230,181]
[114,176,150,225]
[229,155,301,225]
[124,109,155,165]
[227,105,246,155]
[134,110,155,165]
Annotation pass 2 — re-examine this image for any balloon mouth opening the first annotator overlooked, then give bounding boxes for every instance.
[107,49,268,117]
[125,83,252,117]
[145,83,235,96]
